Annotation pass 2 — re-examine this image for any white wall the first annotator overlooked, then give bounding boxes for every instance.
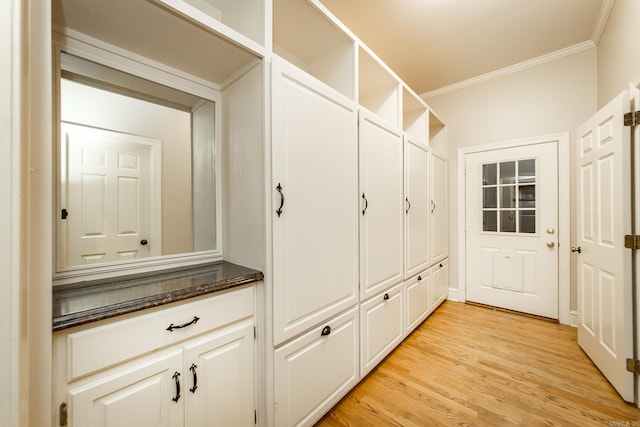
[597,0,640,107]
[61,79,193,256]
[425,48,597,315]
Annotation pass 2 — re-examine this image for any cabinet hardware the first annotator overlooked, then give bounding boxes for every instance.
[276,183,284,217]
[431,200,436,213]
[140,239,148,246]
[362,193,368,215]
[417,275,422,281]
[189,364,198,393]
[321,325,332,336]
[571,246,582,254]
[166,315,200,332]
[383,293,389,300]
[172,371,181,402]
[439,263,443,268]
[59,402,68,426]
[61,208,68,220]
[405,197,411,213]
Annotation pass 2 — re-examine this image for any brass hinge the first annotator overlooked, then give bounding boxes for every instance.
[59,402,68,426]
[625,235,640,250]
[627,358,640,375]
[624,111,640,127]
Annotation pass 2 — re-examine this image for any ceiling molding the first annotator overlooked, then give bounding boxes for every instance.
[591,0,615,45]
[421,40,596,99]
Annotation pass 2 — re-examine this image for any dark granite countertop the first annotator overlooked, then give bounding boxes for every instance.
[52,261,263,331]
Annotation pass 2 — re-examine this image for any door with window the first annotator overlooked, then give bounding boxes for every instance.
[465,141,558,319]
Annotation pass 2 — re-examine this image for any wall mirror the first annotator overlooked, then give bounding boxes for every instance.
[55,51,222,280]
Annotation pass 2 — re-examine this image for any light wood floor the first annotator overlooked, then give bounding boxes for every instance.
[316,301,640,427]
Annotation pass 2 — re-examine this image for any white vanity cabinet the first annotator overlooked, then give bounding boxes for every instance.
[54,285,257,427]
[359,109,404,301]
[271,57,359,345]
[404,270,431,335]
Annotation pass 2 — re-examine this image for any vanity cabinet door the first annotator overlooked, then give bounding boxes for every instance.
[68,349,185,427]
[272,58,359,345]
[184,321,255,427]
[404,137,430,279]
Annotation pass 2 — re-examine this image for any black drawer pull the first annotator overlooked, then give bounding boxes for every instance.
[383,293,389,300]
[189,363,198,393]
[276,183,284,217]
[321,326,332,336]
[418,275,422,281]
[166,316,200,332]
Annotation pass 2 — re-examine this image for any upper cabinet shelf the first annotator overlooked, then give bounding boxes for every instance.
[273,0,356,99]
[358,46,400,128]
[402,86,429,145]
[429,110,447,157]
[52,0,263,89]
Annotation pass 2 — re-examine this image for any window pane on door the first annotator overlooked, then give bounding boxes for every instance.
[500,186,516,208]
[500,211,516,232]
[519,185,535,208]
[520,210,536,233]
[483,211,497,232]
[518,159,535,183]
[483,187,497,208]
[483,163,497,185]
[500,161,516,184]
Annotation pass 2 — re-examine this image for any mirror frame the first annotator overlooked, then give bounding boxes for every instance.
[52,33,223,284]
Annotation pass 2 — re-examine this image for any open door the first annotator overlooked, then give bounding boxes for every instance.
[575,91,634,402]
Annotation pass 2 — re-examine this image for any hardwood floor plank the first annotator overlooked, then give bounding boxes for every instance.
[316,301,640,427]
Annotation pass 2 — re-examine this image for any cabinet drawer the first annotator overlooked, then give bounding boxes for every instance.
[405,270,431,334]
[274,306,359,427]
[431,259,449,310]
[62,286,254,381]
[360,282,404,377]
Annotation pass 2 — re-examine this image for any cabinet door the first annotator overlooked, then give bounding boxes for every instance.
[431,259,449,310]
[184,321,255,427]
[274,307,359,427]
[272,58,359,345]
[404,138,430,278]
[405,270,431,334]
[431,152,448,263]
[360,283,404,376]
[359,110,404,300]
[69,349,184,427]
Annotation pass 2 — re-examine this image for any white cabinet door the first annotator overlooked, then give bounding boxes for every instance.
[274,307,359,427]
[359,109,404,300]
[69,349,185,427]
[404,137,430,279]
[184,321,255,427]
[272,58,359,345]
[360,283,404,376]
[431,259,449,310]
[405,270,431,334]
[431,152,448,263]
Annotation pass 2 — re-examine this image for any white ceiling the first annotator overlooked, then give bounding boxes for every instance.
[319,0,611,96]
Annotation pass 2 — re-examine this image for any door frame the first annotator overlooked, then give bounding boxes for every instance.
[456,132,572,325]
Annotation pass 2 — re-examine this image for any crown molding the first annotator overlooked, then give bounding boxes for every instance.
[421,40,595,99]
[592,0,615,45]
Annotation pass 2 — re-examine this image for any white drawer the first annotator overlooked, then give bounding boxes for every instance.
[274,306,359,427]
[431,259,449,310]
[63,285,254,382]
[360,282,404,377]
[405,269,431,334]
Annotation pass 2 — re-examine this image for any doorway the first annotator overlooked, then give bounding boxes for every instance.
[458,133,571,323]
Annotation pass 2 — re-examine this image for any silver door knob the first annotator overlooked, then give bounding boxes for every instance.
[546,241,555,248]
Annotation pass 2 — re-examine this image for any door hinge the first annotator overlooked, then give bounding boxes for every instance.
[254,325,257,340]
[624,235,640,250]
[624,111,640,127]
[254,409,257,424]
[627,358,640,375]
[61,208,68,220]
[59,402,68,426]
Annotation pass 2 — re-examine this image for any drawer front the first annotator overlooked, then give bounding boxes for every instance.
[360,282,404,377]
[405,270,431,334]
[431,260,449,310]
[65,285,255,381]
[274,306,359,427]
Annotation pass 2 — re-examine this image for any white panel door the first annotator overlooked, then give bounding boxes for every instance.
[62,122,160,266]
[576,91,633,402]
[431,152,448,263]
[359,109,404,300]
[184,322,255,427]
[272,58,359,344]
[404,137,430,279]
[466,141,558,319]
[69,349,184,427]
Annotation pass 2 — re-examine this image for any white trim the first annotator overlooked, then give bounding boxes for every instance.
[591,0,615,45]
[421,41,595,99]
[457,132,572,324]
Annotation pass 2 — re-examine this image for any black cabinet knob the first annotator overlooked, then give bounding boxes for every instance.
[383,293,389,300]
[321,326,331,336]
[140,239,148,246]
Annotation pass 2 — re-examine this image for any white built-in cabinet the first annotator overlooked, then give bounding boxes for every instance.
[358,109,404,301]
[271,57,359,345]
[53,286,257,427]
[431,151,449,264]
